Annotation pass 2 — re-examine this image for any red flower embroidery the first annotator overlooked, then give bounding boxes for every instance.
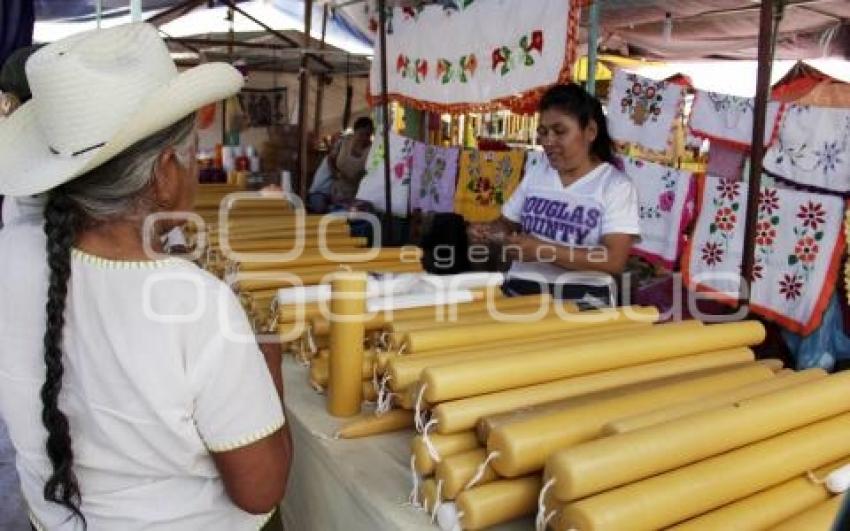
[491,49,505,70]
[714,207,737,232]
[465,54,478,75]
[797,201,826,230]
[759,189,780,215]
[701,242,724,266]
[750,263,764,282]
[755,220,776,247]
[393,162,406,180]
[646,86,656,99]
[632,82,642,95]
[417,59,428,78]
[794,236,819,264]
[779,273,803,301]
[529,30,544,53]
[717,179,741,201]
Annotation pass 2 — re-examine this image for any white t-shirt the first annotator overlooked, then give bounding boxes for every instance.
[0,220,285,530]
[502,159,640,284]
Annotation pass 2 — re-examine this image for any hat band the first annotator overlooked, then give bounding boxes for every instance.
[48,142,106,157]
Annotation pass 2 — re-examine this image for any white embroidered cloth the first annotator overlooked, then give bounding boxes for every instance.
[368,0,571,110]
[607,69,685,153]
[683,176,845,334]
[688,90,783,148]
[622,157,696,269]
[356,130,413,217]
[763,104,850,193]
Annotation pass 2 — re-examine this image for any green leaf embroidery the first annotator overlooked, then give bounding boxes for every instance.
[519,35,529,50]
[771,216,780,225]
[815,231,824,241]
[789,255,799,266]
[709,223,717,234]
[524,55,534,66]
[731,202,739,212]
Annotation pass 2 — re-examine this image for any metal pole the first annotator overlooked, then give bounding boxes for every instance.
[298,0,314,201]
[586,0,601,96]
[740,0,782,304]
[130,0,142,22]
[96,0,103,28]
[314,4,329,138]
[378,0,394,245]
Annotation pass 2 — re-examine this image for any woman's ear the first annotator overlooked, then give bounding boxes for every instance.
[586,119,599,144]
[151,147,181,210]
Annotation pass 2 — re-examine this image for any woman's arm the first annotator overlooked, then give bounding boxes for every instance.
[467,216,522,244]
[505,232,635,276]
[211,338,293,515]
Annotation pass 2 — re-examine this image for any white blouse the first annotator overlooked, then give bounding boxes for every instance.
[0,220,284,530]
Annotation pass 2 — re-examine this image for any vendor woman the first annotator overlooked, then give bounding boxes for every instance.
[469,84,640,304]
[0,24,291,530]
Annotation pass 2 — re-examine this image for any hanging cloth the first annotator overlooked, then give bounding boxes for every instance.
[453,148,525,222]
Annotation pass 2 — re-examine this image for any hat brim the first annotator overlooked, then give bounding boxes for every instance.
[0,62,243,197]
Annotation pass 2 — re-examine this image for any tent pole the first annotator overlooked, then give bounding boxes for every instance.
[378,0,394,245]
[298,0,314,201]
[130,0,142,22]
[586,0,601,96]
[740,0,782,305]
[314,4,329,139]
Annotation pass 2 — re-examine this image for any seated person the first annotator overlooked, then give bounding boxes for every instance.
[468,84,640,305]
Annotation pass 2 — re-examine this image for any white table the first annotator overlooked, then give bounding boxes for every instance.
[279,357,532,531]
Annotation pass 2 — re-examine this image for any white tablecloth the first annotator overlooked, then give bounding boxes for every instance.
[279,357,532,531]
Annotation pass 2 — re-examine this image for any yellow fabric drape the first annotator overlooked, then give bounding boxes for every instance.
[454,149,525,222]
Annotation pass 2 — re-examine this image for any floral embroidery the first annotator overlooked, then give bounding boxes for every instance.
[713,207,737,233]
[750,263,764,281]
[620,74,666,126]
[815,141,843,175]
[418,147,447,204]
[797,201,826,230]
[492,30,543,76]
[759,188,780,215]
[717,179,741,201]
[658,191,676,213]
[794,236,820,265]
[755,220,777,247]
[779,273,804,301]
[701,242,724,267]
[705,92,753,129]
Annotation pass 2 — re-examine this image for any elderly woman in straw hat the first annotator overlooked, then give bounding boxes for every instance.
[0,23,292,530]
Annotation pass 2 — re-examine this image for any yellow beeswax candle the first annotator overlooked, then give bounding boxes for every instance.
[334,410,414,439]
[488,364,773,477]
[547,369,850,502]
[604,367,824,434]
[431,348,754,434]
[770,495,845,531]
[557,412,850,531]
[423,321,765,403]
[394,306,659,353]
[327,273,367,417]
[670,457,850,531]
[456,476,542,531]
[412,431,479,476]
[435,448,498,500]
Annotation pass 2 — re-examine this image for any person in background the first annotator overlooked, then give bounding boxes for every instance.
[328,116,375,203]
[0,23,291,530]
[468,84,640,305]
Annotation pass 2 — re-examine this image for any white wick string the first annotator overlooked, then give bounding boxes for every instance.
[535,478,557,531]
[431,479,444,523]
[306,325,317,356]
[379,331,391,351]
[375,374,395,416]
[408,455,422,508]
[463,451,500,491]
[414,384,429,433]
[422,418,441,463]
[807,469,827,485]
[397,341,408,356]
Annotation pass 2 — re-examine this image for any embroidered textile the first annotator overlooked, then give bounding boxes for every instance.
[454,149,525,222]
[409,142,460,213]
[607,69,685,154]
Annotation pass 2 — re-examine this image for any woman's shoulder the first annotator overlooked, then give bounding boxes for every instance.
[598,163,638,193]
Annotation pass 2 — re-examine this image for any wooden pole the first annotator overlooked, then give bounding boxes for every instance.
[586,1,601,96]
[314,4,330,138]
[740,0,783,304]
[378,0,394,245]
[298,0,314,201]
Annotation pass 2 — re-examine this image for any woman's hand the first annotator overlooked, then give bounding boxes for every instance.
[504,233,543,262]
[467,223,493,244]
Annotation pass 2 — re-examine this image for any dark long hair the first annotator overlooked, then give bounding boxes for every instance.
[38,114,196,527]
[539,83,616,165]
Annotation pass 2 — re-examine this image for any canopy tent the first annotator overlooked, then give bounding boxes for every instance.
[325,0,850,60]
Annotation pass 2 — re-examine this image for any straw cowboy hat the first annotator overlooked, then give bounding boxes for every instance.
[0,23,243,197]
